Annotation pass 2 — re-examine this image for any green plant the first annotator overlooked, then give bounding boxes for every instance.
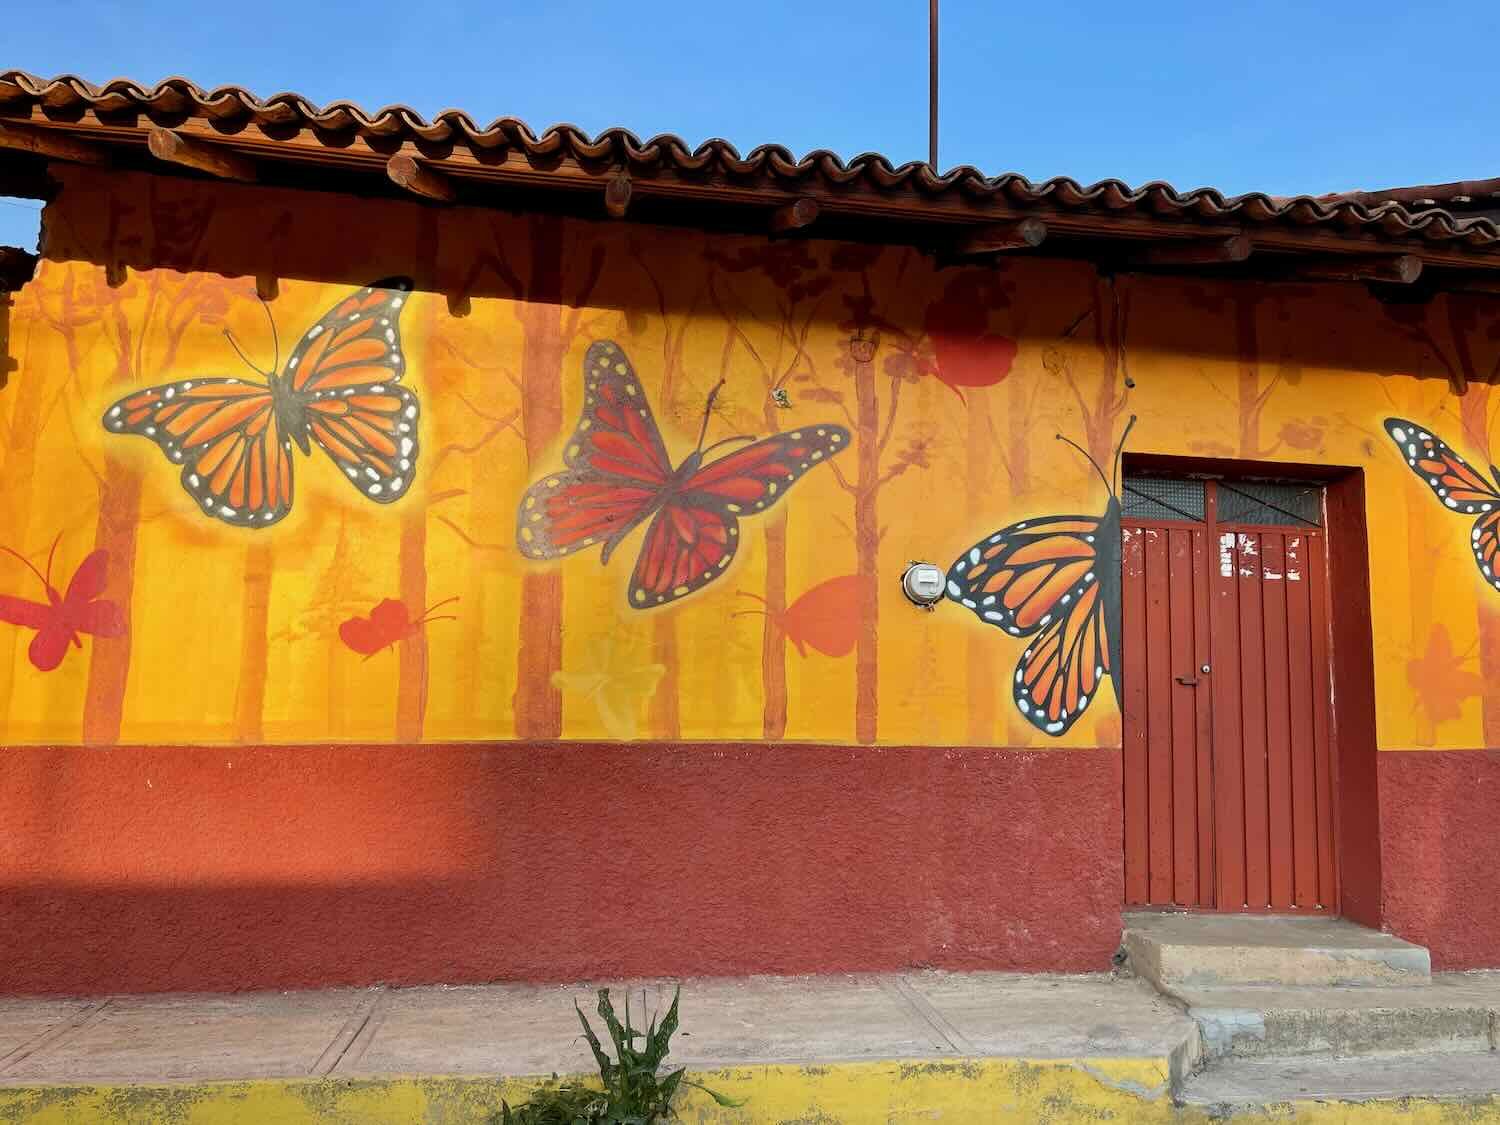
[495,987,742,1124]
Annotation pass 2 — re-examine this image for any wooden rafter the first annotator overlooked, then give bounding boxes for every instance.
[770,198,820,233]
[385,154,455,203]
[1129,234,1254,267]
[146,127,256,182]
[604,170,631,218]
[952,218,1048,255]
[1293,254,1424,285]
[0,121,108,165]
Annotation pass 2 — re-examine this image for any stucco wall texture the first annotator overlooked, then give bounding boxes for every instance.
[0,744,1124,995]
[1380,749,1500,970]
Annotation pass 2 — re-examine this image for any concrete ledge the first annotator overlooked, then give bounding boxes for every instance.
[1182,1052,1500,1115]
[0,1059,1190,1124]
[1123,913,1431,990]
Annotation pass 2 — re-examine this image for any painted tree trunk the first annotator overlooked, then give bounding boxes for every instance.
[0,301,45,727]
[648,616,681,739]
[513,216,566,739]
[1235,293,1263,459]
[853,349,880,745]
[81,461,139,746]
[1456,383,1500,746]
[966,391,997,745]
[760,387,789,739]
[396,505,428,742]
[233,540,273,743]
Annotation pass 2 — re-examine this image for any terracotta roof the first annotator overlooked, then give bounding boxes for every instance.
[3,70,1499,270]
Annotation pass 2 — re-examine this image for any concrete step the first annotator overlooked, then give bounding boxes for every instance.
[1180,1051,1500,1108]
[1174,976,1500,1059]
[1122,911,1430,989]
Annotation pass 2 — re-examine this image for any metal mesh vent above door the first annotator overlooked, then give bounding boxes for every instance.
[1121,477,1205,522]
[1216,480,1322,527]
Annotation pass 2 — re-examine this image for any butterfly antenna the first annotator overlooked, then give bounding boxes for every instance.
[1055,433,1111,494]
[0,542,51,594]
[223,329,268,378]
[1110,415,1138,496]
[43,532,61,592]
[260,294,281,374]
[415,595,460,625]
[694,379,727,454]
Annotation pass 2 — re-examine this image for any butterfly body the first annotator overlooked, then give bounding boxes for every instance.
[103,279,420,529]
[517,341,850,608]
[0,545,125,672]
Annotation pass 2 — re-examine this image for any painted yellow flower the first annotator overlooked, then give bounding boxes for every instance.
[551,635,665,740]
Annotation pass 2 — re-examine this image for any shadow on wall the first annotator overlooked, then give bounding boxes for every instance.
[0,744,1125,994]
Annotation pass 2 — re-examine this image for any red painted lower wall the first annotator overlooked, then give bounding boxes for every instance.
[1381,749,1500,970]
[0,744,1124,995]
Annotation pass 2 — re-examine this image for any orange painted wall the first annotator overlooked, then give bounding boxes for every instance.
[0,168,1497,754]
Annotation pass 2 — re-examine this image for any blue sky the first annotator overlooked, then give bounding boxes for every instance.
[3,0,1498,248]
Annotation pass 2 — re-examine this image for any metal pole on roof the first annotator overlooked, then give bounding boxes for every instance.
[929,0,939,167]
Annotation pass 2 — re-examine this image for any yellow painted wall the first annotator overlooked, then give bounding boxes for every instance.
[2,174,1498,750]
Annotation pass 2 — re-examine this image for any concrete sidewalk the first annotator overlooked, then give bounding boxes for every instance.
[5,971,1500,1123]
[0,971,1200,1122]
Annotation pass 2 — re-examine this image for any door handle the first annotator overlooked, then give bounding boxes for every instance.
[1175,676,1200,687]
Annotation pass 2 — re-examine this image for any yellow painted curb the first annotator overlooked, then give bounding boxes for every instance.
[1,1057,1498,1123]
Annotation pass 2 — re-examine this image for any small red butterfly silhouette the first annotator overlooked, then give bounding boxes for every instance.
[735,575,866,658]
[0,536,126,672]
[339,596,458,658]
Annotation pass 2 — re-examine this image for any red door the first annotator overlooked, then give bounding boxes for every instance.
[1121,477,1338,912]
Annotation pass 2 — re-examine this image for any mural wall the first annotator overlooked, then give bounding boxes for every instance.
[3,181,1499,751]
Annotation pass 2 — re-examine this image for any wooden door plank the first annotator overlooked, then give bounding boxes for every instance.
[1191,526,1216,907]
[1285,532,1320,909]
[1168,527,1200,904]
[1237,532,1271,910]
[1121,526,1150,905]
[1307,533,1337,907]
[1144,528,1175,904]
[1261,533,1295,910]
[1210,529,1248,909]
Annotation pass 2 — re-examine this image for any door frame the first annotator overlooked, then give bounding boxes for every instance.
[1119,454,1381,927]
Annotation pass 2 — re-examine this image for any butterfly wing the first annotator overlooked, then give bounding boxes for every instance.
[626,426,852,608]
[516,341,674,563]
[304,384,420,504]
[0,594,50,632]
[1385,418,1500,515]
[103,379,295,528]
[946,515,1106,636]
[280,279,419,505]
[947,512,1117,736]
[1386,418,1500,593]
[286,278,413,395]
[58,551,125,639]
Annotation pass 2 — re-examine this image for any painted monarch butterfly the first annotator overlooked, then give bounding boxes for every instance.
[102,278,419,528]
[516,340,850,608]
[1385,417,1500,592]
[946,417,1136,736]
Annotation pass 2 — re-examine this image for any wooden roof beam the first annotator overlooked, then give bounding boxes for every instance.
[147,127,256,182]
[1291,254,1423,285]
[0,121,108,165]
[770,197,820,234]
[385,154,455,203]
[951,218,1048,256]
[1126,234,1253,267]
[604,170,631,218]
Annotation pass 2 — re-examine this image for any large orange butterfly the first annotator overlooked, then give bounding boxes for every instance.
[1386,417,1500,592]
[102,279,419,528]
[946,418,1135,736]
